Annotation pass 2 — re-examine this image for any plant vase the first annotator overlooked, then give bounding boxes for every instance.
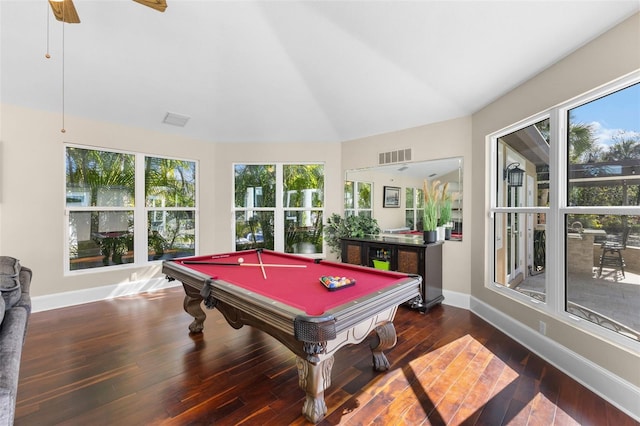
[423,230,437,244]
[422,179,441,245]
[445,227,452,240]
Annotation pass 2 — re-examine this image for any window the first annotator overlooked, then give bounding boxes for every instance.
[405,187,424,230]
[490,77,640,345]
[344,181,373,218]
[493,118,550,301]
[145,157,197,261]
[234,163,325,255]
[564,82,640,341]
[66,147,197,271]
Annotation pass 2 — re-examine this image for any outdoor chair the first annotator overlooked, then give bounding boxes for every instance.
[598,227,630,278]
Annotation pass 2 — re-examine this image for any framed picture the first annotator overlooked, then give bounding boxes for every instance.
[383,186,400,208]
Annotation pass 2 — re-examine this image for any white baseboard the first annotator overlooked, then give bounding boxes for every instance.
[31,277,180,313]
[470,296,640,422]
[441,289,471,310]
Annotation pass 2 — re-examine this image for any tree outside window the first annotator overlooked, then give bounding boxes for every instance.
[405,187,424,230]
[66,148,135,269]
[145,157,196,260]
[491,80,640,343]
[234,163,325,254]
[66,147,197,271]
[345,181,373,219]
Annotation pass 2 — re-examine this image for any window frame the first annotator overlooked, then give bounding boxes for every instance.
[487,71,640,351]
[404,186,424,231]
[488,112,552,308]
[232,162,326,256]
[344,180,373,218]
[64,144,199,274]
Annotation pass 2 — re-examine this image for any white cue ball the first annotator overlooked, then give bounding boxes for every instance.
[238,257,244,264]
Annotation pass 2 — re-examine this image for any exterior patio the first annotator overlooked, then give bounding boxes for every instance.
[515,233,640,341]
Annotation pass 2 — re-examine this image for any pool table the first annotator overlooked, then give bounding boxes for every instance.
[162,249,422,423]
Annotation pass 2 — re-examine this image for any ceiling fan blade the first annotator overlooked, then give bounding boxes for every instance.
[132,0,168,13]
[48,0,81,24]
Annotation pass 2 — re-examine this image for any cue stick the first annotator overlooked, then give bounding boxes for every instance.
[256,250,267,280]
[181,261,307,268]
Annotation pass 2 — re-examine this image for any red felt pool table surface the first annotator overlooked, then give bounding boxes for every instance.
[170,249,413,315]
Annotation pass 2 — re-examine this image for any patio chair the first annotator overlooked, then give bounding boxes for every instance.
[598,227,630,278]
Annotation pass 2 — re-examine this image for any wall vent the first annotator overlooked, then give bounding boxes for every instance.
[378,148,411,165]
[162,112,191,127]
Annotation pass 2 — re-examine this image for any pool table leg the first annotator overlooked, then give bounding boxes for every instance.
[370,322,397,371]
[296,355,334,423]
[182,283,206,333]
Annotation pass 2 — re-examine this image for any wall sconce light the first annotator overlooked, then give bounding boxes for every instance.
[504,162,525,187]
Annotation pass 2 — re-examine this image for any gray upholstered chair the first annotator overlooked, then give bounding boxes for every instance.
[0,257,32,426]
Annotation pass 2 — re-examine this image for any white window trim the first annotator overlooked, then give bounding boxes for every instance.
[404,187,423,231]
[488,111,551,309]
[64,144,198,275]
[345,180,374,217]
[487,71,640,351]
[232,162,326,256]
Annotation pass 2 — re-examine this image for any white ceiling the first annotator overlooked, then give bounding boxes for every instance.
[1,1,638,143]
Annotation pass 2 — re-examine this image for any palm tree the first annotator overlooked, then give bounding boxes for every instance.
[602,136,640,161]
[568,119,597,163]
[66,148,135,205]
[145,158,196,253]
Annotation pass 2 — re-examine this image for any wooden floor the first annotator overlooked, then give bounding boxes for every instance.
[15,287,638,426]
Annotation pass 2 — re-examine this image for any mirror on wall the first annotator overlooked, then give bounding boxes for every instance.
[345,157,463,241]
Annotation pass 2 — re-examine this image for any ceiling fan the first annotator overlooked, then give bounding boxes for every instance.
[48,0,167,24]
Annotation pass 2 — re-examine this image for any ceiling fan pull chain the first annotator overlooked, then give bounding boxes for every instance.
[45,2,51,59]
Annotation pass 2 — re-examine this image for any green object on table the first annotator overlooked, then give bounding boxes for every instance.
[372,259,390,270]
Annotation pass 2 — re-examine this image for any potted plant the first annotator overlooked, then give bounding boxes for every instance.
[438,182,453,240]
[324,213,381,257]
[422,179,440,244]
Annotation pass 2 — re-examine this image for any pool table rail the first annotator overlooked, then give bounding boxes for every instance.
[162,256,422,423]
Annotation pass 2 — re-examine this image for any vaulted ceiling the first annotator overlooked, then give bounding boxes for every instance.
[1,1,638,143]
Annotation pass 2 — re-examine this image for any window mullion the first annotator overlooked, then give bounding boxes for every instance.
[547,107,563,313]
[274,164,284,252]
[134,153,147,264]
[490,76,640,347]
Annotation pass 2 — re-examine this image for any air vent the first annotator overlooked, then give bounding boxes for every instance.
[378,148,411,165]
[162,112,191,127]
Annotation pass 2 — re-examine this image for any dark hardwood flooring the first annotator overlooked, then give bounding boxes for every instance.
[15,286,638,425]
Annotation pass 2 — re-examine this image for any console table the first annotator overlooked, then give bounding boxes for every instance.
[340,235,444,312]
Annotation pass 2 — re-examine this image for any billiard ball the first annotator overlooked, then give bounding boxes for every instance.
[238,257,244,264]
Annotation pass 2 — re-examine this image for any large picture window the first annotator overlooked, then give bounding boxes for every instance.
[490,77,640,345]
[234,163,324,255]
[564,82,640,341]
[66,147,197,271]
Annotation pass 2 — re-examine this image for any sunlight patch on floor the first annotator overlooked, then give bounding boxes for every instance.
[401,334,520,424]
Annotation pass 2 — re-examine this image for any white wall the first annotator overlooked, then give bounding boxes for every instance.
[0,105,343,304]
[1,10,637,420]
[0,104,216,298]
[471,10,640,399]
[344,168,425,231]
[210,141,343,256]
[341,116,472,296]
